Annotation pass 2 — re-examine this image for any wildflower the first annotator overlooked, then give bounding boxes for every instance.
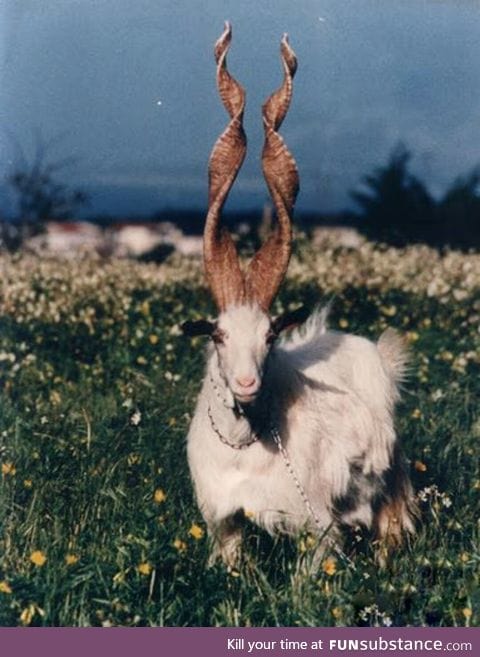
[130,410,142,426]
[149,334,159,345]
[153,488,166,504]
[299,534,316,553]
[430,389,444,402]
[1,462,16,476]
[189,523,204,540]
[137,562,152,576]
[20,606,34,626]
[173,538,187,552]
[338,318,349,328]
[441,495,452,508]
[406,331,419,343]
[0,581,12,594]
[50,390,62,405]
[65,554,79,566]
[380,304,397,317]
[414,460,427,472]
[460,552,470,563]
[136,356,147,365]
[331,607,343,619]
[140,300,150,317]
[322,556,337,576]
[24,479,33,488]
[30,550,47,567]
[411,408,422,419]
[462,608,472,620]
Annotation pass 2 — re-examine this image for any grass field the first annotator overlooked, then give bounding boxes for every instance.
[0,237,479,627]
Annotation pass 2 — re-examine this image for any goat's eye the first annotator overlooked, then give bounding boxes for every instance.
[266,330,277,345]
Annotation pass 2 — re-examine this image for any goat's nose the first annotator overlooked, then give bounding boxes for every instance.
[236,376,257,389]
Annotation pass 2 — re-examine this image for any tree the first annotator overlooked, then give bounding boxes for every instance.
[437,169,480,249]
[350,143,436,245]
[1,134,89,251]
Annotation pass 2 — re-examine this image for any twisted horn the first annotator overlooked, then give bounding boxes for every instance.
[245,34,298,311]
[203,22,247,311]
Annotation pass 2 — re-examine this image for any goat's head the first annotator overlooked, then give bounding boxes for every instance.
[183,22,307,404]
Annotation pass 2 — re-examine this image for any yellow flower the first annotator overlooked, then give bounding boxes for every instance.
[1,462,16,476]
[411,408,422,419]
[322,556,337,576]
[20,606,35,626]
[380,305,397,317]
[30,550,47,567]
[338,318,349,329]
[137,562,152,576]
[0,580,12,594]
[50,390,62,405]
[414,460,427,472]
[462,608,472,620]
[189,523,204,540]
[153,488,166,504]
[23,479,33,488]
[173,538,187,552]
[136,356,147,365]
[65,554,79,566]
[149,334,159,345]
[299,534,316,553]
[460,552,470,564]
[332,607,343,619]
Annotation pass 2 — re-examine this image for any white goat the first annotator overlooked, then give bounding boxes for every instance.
[184,23,416,568]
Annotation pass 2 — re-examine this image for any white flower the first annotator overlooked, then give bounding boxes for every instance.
[130,410,142,426]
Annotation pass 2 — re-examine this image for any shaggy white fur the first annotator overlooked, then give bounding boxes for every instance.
[187,305,416,567]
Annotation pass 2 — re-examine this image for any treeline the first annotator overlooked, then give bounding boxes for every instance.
[348,144,480,249]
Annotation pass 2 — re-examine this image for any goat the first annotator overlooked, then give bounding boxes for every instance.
[183,23,416,569]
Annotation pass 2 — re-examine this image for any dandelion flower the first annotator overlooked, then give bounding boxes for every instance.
[414,460,427,472]
[149,334,159,345]
[30,550,47,567]
[65,554,79,566]
[20,606,34,626]
[1,462,16,476]
[322,556,337,576]
[137,562,152,576]
[173,538,187,552]
[331,607,342,619]
[189,523,204,540]
[154,488,166,504]
[462,608,472,620]
[0,581,12,594]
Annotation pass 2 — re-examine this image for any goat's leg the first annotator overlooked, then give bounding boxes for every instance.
[374,446,418,562]
[207,515,243,569]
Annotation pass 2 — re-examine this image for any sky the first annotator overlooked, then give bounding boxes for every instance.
[1,0,479,218]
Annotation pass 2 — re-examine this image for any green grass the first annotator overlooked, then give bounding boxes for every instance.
[0,248,479,627]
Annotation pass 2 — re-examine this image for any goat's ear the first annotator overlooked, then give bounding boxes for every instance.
[272,305,310,335]
[181,319,216,337]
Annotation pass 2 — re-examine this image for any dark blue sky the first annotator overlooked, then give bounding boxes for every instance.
[1,0,479,218]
